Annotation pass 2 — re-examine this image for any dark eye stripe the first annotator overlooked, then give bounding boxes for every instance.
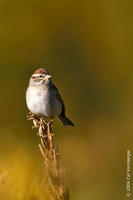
[34,78,41,82]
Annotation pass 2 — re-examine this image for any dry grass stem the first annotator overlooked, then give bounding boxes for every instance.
[27,112,70,200]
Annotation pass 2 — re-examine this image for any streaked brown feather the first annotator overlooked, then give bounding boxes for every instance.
[34,68,49,75]
[50,84,65,117]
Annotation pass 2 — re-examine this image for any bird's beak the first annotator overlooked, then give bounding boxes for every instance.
[44,74,52,80]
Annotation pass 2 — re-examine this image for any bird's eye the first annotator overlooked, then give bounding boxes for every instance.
[32,76,35,79]
[39,75,43,78]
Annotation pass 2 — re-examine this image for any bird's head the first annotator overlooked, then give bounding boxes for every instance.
[29,68,52,86]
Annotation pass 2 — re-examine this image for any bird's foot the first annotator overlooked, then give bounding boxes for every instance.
[27,112,36,120]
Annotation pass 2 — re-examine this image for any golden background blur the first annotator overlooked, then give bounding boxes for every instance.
[0,0,133,199]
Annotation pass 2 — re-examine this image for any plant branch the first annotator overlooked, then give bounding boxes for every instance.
[27,112,70,200]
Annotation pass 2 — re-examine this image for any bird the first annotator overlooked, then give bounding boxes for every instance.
[26,68,74,127]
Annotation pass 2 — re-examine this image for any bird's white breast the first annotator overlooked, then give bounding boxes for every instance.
[26,86,62,118]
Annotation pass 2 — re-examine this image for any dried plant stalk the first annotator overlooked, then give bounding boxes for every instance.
[27,112,70,200]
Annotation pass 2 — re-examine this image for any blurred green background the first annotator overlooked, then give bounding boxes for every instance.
[0,0,133,199]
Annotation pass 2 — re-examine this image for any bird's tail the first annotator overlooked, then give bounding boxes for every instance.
[59,116,74,127]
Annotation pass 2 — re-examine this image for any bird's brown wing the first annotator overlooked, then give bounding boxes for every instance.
[50,84,74,126]
[50,84,66,117]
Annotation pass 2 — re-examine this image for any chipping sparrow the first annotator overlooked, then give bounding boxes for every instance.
[26,68,74,126]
